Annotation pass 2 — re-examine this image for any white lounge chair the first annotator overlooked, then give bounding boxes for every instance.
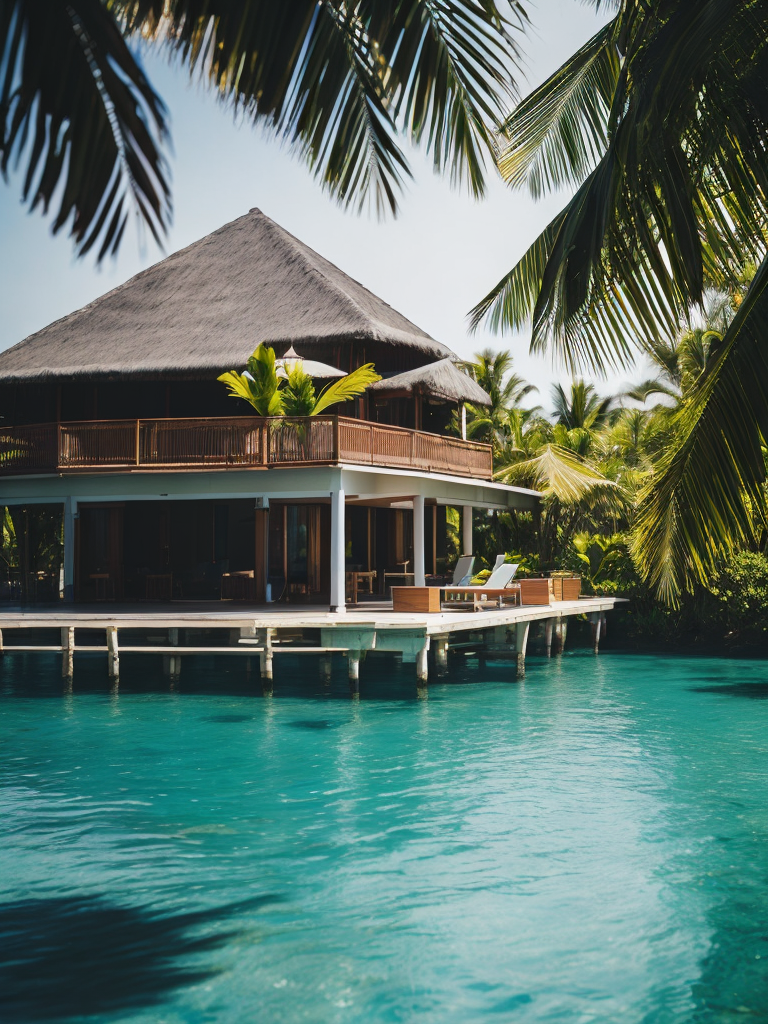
[451,555,475,586]
[442,562,520,611]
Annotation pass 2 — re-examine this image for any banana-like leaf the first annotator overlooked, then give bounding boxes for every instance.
[1,0,170,260]
[312,363,382,415]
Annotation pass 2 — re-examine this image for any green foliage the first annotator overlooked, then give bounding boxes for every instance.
[218,344,285,416]
[711,552,768,639]
[219,345,380,417]
[471,0,768,605]
[4,0,526,257]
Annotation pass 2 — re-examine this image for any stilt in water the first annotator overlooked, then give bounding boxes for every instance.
[416,637,430,686]
[544,619,554,658]
[551,618,567,656]
[106,625,120,683]
[434,636,448,676]
[61,626,74,683]
[319,655,333,685]
[348,650,361,696]
[259,627,274,694]
[515,622,530,680]
[590,612,602,654]
[164,627,181,685]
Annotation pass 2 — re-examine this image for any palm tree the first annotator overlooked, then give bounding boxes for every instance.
[469,0,768,604]
[461,348,537,447]
[551,380,612,431]
[2,1,526,260]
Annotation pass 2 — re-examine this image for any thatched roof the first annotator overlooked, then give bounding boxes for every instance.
[369,358,491,406]
[0,209,453,384]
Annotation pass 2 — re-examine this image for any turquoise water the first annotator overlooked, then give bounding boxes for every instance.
[1,650,767,1023]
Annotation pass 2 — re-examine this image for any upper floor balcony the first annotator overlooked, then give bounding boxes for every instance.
[0,416,493,482]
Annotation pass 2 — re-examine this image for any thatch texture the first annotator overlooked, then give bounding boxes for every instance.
[369,358,491,406]
[0,209,453,383]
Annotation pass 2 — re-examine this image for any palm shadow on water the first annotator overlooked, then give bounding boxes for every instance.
[0,894,280,1023]
[689,681,768,699]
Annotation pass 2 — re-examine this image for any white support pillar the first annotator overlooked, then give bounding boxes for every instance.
[413,495,425,587]
[259,627,274,686]
[590,612,602,653]
[434,636,448,675]
[416,637,430,684]
[61,626,74,681]
[106,625,120,680]
[462,505,473,556]
[348,650,361,694]
[330,483,346,613]
[544,618,554,658]
[515,621,530,680]
[460,403,467,440]
[63,497,76,603]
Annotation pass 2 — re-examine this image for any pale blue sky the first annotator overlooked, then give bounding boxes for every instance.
[0,1,635,406]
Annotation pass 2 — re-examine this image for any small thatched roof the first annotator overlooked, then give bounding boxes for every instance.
[0,209,453,384]
[369,358,491,406]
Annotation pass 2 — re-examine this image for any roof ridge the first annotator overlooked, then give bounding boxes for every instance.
[253,210,436,344]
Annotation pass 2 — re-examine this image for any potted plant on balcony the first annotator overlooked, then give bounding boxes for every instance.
[218,344,380,461]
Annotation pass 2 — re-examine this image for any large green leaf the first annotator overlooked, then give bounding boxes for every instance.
[1,0,170,260]
[115,0,526,215]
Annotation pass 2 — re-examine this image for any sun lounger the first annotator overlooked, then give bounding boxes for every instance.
[442,563,520,611]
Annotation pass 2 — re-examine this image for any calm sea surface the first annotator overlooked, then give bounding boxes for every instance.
[1,650,767,1023]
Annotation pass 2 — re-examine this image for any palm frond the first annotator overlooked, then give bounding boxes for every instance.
[497,17,620,197]
[312,363,381,414]
[632,254,768,605]
[496,441,624,508]
[1,0,170,260]
[117,0,525,216]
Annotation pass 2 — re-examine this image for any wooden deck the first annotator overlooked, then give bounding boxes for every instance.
[0,415,492,480]
[0,597,620,688]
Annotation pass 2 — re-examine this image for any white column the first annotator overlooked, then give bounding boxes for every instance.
[63,497,76,603]
[462,505,473,556]
[460,404,467,440]
[330,483,346,613]
[413,494,425,587]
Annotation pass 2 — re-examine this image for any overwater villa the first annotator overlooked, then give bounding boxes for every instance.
[0,209,544,611]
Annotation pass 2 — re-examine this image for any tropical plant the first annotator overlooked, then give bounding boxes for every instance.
[552,380,612,430]
[2,0,526,259]
[470,0,768,604]
[218,344,285,416]
[282,364,381,416]
[218,344,380,416]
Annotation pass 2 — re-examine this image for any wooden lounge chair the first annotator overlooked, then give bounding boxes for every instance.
[442,563,520,612]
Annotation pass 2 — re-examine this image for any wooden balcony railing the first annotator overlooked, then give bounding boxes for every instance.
[0,416,493,480]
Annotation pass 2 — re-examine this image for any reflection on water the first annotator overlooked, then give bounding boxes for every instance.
[1,651,767,1023]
